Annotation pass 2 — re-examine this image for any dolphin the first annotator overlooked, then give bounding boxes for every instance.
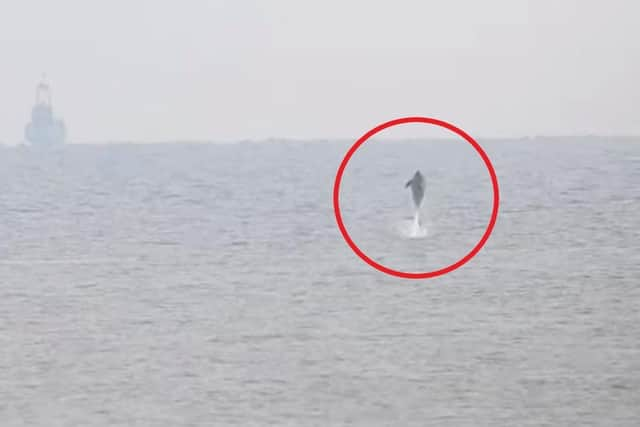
[405,170,426,208]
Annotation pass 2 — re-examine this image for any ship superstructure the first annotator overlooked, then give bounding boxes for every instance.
[24,76,66,145]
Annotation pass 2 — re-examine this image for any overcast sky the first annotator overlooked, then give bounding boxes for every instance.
[0,0,637,143]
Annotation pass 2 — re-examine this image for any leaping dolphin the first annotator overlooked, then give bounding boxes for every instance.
[405,170,426,208]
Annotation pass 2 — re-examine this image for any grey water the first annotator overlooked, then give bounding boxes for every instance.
[0,139,639,426]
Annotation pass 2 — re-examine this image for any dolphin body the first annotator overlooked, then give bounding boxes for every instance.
[405,170,426,208]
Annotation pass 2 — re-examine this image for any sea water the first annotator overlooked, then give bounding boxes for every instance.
[0,139,639,425]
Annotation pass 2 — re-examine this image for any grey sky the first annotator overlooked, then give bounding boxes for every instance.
[0,0,637,143]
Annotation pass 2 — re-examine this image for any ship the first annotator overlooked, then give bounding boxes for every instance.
[24,76,66,146]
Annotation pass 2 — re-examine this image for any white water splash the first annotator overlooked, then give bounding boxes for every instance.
[395,209,428,239]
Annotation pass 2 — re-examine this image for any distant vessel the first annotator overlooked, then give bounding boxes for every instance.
[24,76,66,146]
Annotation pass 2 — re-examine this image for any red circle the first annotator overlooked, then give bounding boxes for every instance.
[333,117,500,279]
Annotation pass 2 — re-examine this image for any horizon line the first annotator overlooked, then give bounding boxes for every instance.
[2,134,639,146]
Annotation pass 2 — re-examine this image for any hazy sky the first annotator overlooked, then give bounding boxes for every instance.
[0,0,637,143]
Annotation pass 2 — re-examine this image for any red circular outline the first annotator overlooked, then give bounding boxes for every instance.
[333,117,500,279]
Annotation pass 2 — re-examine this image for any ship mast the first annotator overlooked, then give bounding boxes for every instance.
[35,73,52,106]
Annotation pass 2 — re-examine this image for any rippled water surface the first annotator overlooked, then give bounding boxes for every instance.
[1,139,639,426]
